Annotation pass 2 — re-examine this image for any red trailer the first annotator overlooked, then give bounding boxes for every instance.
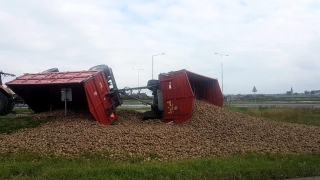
[6,66,121,125]
[159,70,223,123]
[119,69,223,124]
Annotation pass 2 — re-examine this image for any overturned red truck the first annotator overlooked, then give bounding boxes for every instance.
[6,65,223,125]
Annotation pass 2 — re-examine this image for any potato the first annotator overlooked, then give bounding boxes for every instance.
[0,100,319,160]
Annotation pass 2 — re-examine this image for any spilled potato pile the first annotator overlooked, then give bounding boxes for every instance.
[0,100,320,160]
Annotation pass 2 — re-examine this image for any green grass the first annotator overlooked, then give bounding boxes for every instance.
[229,101,320,104]
[118,107,150,111]
[122,100,153,105]
[12,107,33,114]
[0,115,54,134]
[226,106,320,126]
[0,152,319,180]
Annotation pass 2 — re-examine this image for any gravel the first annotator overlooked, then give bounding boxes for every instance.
[0,100,319,160]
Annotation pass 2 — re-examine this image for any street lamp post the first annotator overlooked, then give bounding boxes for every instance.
[152,53,165,79]
[215,53,229,94]
[132,68,144,88]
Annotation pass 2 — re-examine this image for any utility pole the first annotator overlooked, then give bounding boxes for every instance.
[215,53,229,94]
[152,53,165,79]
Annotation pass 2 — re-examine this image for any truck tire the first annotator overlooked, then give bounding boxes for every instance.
[42,68,59,73]
[89,64,111,77]
[0,91,11,115]
[142,110,162,120]
[5,100,15,115]
[147,80,159,87]
[147,80,159,90]
[89,64,109,71]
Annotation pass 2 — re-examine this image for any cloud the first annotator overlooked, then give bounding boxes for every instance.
[0,0,319,94]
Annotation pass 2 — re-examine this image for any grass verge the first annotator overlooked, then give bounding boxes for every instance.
[0,115,54,134]
[12,107,33,114]
[0,152,319,180]
[118,107,150,111]
[226,106,320,126]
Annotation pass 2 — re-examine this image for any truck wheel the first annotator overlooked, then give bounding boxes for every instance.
[89,64,109,71]
[147,80,159,90]
[142,110,162,120]
[5,100,15,115]
[0,91,9,115]
[147,80,159,86]
[89,64,111,76]
[42,68,59,73]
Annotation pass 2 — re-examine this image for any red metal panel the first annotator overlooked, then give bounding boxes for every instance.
[159,69,223,124]
[185,70,223,107]
[84,72,117,125]
[159,71,194,124]
[6,70,98,85]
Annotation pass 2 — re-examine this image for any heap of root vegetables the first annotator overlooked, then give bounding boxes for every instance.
[0,100,319,160]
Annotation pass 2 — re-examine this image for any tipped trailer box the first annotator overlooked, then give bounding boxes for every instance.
[6,67,121,125]
[157,69,223,124]
[122,69,224,124]
[116,69,224,124]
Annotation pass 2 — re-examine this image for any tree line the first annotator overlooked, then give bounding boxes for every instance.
[286,90,320,95]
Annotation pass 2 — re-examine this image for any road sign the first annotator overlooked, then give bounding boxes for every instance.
[61,88,72,116]
[61,88,72,101]
[252,86,257,93]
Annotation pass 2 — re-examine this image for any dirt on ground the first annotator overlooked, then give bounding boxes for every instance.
[0,100,319,160]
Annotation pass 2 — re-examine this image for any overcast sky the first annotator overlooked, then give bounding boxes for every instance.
[1,0,319,94]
